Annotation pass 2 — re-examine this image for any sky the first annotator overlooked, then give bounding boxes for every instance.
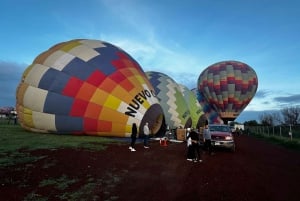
[0,0,299,123]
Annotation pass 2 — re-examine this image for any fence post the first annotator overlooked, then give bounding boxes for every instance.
[289,125,293,141]
[280,126,282,137]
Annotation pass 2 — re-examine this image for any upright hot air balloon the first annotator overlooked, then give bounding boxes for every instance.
[16,39,164,137]
[192,88,223,124]
[146,71,192,129]
[197,61,258,124]
[178,84,205,129]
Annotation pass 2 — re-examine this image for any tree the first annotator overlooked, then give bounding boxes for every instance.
[259,112,274,126]
[280,106,300,125]
[244,120,259,126]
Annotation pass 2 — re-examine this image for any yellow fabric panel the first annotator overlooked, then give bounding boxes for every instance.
[23,108,34,128]
[128,76,143,92]
[112,123,127,136]
[104,95,122,110]
[90,88,109,105]
[99,107,128,124]
[60,40,82,52]
[136,75,146,85]
[111,85,132,103]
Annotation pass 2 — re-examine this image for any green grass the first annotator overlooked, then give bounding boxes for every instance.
[0,124,118,167]
[252,133,300,151]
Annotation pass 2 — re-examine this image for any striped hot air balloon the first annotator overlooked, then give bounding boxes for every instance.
[197,61,258,124]
[178,84,205,129]
[16,39,164,137]
[146,71,192,129]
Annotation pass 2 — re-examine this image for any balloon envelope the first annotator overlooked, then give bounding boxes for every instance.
[178,84,204,129]
[192,88,223,124]
[146,71,192,129]
[197,61,258,123]
[16,39,163,137]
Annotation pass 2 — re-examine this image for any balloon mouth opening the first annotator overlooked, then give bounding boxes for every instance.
[184,118,192,129]
[139,104,164,135]
[196,114,207,129]
[222,118,235,125]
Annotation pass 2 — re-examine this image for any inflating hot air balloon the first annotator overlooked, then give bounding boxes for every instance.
[178,84,205,129]
[192,88,223,124]
[16,39,164,137]
[197,61,258,124]
[146,71,192,129]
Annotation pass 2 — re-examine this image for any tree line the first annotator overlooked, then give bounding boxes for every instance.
[243,106,300,127]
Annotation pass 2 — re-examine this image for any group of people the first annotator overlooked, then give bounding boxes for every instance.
[129,122,150,152]
[128,122,214,162]
[186,124,213,163]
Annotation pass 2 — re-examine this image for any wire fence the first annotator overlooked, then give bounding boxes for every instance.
[244,125,300,140]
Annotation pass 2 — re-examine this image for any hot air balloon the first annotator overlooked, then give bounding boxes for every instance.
[146,71,192,130]
[178,84,205,129]
[192,88,223,124]
[16,39,164,137]
[197,61,258,124]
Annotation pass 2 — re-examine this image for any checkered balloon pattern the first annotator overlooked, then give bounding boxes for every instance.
[146,71,192,129]
[16,39,163,137]
[197,61,258,123]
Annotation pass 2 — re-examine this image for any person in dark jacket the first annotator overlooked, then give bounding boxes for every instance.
[129,123,138,152]
[190,129,202,162]
[204,124,213,155]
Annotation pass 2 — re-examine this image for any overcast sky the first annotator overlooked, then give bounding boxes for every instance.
[1,0,299,122]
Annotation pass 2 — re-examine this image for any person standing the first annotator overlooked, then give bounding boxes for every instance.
[186,128,194,161]
[204,124,213,155]
[129,123,138,152]
[143,122,150,148]
[190,129,202,162]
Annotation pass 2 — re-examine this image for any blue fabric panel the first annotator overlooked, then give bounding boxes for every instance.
[89,44,120,75]
[38,68,60,90]
[48,72,71,93]
[55,115,83,132]
[63,58,96,80]
[43,92,73,115]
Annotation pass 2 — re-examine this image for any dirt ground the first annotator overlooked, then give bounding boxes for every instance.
[0,134,300,201]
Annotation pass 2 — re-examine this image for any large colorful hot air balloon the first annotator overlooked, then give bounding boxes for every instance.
[197,61,258,124]
[192,88,223,124]
[178,84,205,129]
[146,71,192,129]
[16,39,164,137]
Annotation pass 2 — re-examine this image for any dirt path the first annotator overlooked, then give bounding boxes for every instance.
[0,135,299,201]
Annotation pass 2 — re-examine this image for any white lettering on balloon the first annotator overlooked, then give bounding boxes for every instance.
[125,89,156,117]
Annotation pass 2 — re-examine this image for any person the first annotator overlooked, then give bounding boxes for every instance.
[204,124,213,155]
[190,128,202,162]
[143,122,150,148]
[129,123,138,152]
[186,128,194,161]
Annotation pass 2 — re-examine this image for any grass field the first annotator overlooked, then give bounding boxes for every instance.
[0,123,118,167]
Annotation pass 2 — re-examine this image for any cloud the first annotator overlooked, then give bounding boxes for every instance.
[0,61,26,106]
[274,94,300,105]
[254,89,270,98]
